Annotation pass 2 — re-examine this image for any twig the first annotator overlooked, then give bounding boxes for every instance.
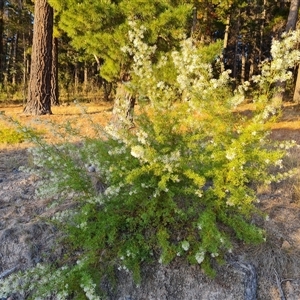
[274,268,286,300]
[281,278,300,283]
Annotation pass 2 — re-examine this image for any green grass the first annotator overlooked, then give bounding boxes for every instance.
[0,126,44,144]
[0,127,27,144]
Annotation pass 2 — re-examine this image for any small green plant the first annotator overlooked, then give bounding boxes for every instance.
[1,25,300,299]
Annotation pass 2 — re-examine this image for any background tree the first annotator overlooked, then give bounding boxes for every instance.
[272,0,300,102]
[1,0,299,105]
[288,0,300,102]
[49,0,193,82]
[0,0,33,101]
[48,0,194,120]
[0,0,4,84]
[24,0,53,115]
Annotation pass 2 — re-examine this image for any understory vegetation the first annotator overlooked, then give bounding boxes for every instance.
[1,26,300,299]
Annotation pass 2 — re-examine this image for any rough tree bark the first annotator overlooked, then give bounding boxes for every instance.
[0,0,4,84]
[291,0,300,103]
[112,78,135,127]
[293,68,300,104]
[286,0,300,32]
[51,37,59,106]
[221,14,230,73]
[24,0,53,115]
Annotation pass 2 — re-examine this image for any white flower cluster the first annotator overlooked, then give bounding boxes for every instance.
[181,240,190,251]
[254,30,300,94]
[52,209,77,223]
[195,250,205,264]
[122,21,177,107]
[172,39,232,106]
[136,129,149,145]
[160,150,181,173]
[125,20,156,76]
[80,278,101,300]
[130,145,145,159]
[104,183,124,198]
[225,148,236,161]
[108,145,127,156]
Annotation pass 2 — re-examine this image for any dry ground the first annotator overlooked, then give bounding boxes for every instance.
[1,102,300,299]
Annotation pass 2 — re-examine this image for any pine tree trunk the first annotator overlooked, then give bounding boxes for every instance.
[233,10,240,81]
[258,0,266,65]
[276,0,300,103]
[4,40,11,84]
[12,33,18,85]
[286,0,300,32]
[241,45,246,83]
[221,14,230,73]
[24,0,53,115]
[74,63,79,95]
[51,37,59,106]
[293,67,300,103]
[112,81,135,127]
[83,62,88,94]
[0,0,4,84]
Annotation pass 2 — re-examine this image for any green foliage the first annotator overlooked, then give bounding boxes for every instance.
[48,0,193,81]
[1,29,300,299]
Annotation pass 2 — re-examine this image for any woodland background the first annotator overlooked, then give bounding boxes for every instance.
[1,0,300,109]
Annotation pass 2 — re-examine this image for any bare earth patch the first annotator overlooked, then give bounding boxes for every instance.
[1,102,300,299]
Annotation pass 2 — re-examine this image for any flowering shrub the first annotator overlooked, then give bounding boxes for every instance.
[1,26,300,299]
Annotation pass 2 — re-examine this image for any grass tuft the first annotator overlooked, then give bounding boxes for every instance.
[0,127,27,144]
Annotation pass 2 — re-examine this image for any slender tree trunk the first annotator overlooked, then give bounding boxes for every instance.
[23,33,28,106]
[290,0,300,102]
[0,0,4,84]
[233,11,240,82]
[3,41,10,84]
[74,62,79,94]
[221,14,230,73]
[293,68,300,103]
[241,44,246,83]
[24,0,53,115]
[112,79,135,127]
[259,0,267,67]
[191,7,197,37]
[51,37,59,105]
[286,0,300,32]
[84,62,88,93]
[12,33,18,85]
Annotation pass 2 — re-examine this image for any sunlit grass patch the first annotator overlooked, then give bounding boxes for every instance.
[0,125,44,145]
[0,127,27,144]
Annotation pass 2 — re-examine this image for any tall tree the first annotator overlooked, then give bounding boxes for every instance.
[286,0,300,31]
[49,0,193,82]
[0,0,4,84]
[49,0,193,121]
[24,0,53,115]
[288,0,300,103]
[273,0,300,103]
[50,35,59,105]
